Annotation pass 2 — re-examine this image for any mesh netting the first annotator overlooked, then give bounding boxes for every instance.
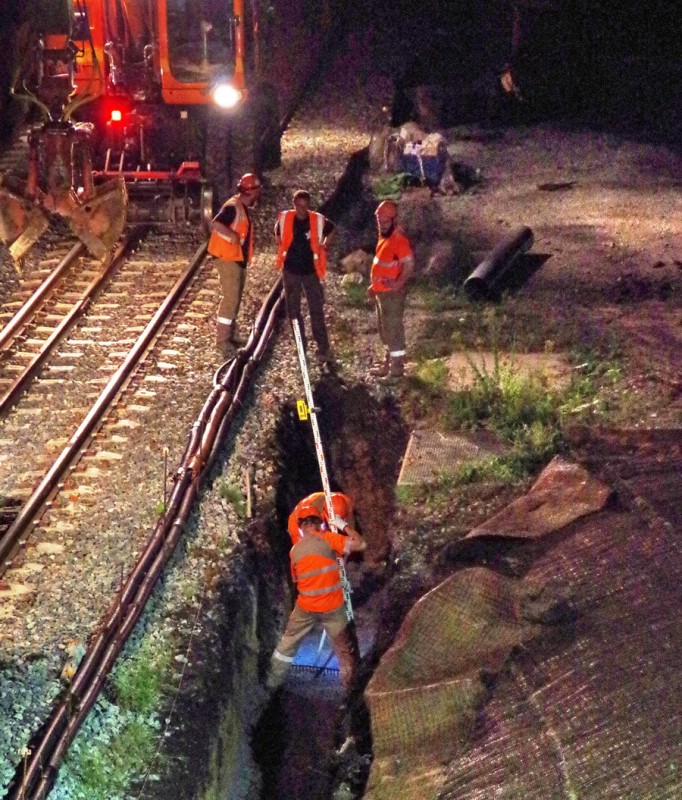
[364,437,682,800]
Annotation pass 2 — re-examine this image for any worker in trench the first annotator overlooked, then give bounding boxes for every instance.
[368,199,415,382]
[268,503,366,710]
[207,173,262,358]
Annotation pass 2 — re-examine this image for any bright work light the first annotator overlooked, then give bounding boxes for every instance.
[212,83,242,109]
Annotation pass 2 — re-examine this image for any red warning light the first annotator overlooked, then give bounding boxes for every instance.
[110,109,123,122]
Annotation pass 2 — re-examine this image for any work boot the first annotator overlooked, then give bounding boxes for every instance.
[216,322,235,359]
[368,351,390,377]
[315,347,335,366]
[229,322,247,346]
[379,355,405,383]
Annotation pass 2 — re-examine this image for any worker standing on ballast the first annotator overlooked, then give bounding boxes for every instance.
[368,200,415,382]
[274,189,335,365]
[269,506,365,699]
[287,491,355,546]
[208,173,262,358]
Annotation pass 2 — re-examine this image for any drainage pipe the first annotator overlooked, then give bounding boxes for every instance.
[463,225,534,301]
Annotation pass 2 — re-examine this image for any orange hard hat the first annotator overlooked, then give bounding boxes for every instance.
[375,199,398,221]
[297,500,323,524]
[237,173,262,192]
[330,493,352,519]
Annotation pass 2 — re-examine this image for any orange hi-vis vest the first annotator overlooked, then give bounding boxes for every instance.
[207,196,252,263]
[287,491,353,546]
[291,531,346,612]
[275,210,327,278]
[371,225,413,292]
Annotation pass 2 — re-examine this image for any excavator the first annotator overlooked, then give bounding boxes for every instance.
[0,0,290,264]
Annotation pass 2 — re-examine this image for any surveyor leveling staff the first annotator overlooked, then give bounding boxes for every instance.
[291,318,354,621]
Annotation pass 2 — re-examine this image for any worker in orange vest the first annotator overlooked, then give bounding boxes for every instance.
[368,199,415,381]
[274,189,335,364]
[207,173,262,357]
[287,491,355,546]
[269,509,366,696]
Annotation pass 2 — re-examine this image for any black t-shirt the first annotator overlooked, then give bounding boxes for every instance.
[214,203,252,267]
[279,214,334,275]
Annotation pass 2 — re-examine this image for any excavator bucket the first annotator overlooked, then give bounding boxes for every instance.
[0,187,50,265]
[67,176,128,261]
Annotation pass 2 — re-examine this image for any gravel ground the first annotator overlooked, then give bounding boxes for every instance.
[1,14,680,800]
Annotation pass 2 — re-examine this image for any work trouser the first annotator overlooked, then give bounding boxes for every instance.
[374,288,406,356]
[270,603,359,694]
[282,270,331,355]
[215,259,247,324]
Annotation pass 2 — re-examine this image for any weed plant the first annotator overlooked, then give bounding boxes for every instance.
[52,639,171,800]
[404,345,615,488]
[371,172,410,199]
[219,480,246,518]
[342,281,371,309]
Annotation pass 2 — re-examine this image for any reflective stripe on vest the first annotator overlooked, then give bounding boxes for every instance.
[276,210,327,278]
[207,197,252,262]
[371,228,408,292]
[291,533,343,611]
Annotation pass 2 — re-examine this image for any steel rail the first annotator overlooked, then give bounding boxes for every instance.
[6,52,356,793]
[0,242,85,352]
[0,241,209,574]
[0,231,141,418]
[7,270,286,800]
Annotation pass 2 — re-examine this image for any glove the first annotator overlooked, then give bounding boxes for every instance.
[330,514,348,532]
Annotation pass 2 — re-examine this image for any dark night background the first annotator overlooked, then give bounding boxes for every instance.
[0,0,680,144]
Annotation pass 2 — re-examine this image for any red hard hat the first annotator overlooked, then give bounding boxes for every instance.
[375,199,398,221]
[237,173,262,192]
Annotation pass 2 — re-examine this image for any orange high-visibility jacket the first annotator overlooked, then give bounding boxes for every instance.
[208,196,253,262]
[275,210,327,278]
[287,491,354,546]
[371,226,413,292]
[291,530,347,612]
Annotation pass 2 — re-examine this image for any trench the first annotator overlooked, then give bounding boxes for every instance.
[252,381,409,800]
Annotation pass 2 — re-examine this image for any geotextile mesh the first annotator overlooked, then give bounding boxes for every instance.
[364,567,538,797]
[364,443,680,800]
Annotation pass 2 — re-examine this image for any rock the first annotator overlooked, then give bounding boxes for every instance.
[424,239,455,279]
[399,122,428,144]
[341,272,365,286]
[340,249,373,276]
[368,128,391,171]
[413,85,443,130]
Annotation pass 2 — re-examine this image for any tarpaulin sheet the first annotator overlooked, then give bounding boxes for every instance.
[466,455,612,541]
[364,437,682,799]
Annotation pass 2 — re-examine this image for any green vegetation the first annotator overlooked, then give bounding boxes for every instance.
[402,345,620,493]
[412,279,461,313]
[219,479,246,518]
[52,639,171,800]
[371,172,410,199]
[342,280,371,309]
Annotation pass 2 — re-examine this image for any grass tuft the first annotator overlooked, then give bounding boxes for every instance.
[219,480,246,518]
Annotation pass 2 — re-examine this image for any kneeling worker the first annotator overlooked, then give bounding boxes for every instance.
[269,509,366,697]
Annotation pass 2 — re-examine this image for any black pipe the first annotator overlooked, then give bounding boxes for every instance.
[463,225,534,301]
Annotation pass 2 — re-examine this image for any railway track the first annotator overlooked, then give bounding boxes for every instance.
[0,19,374,799]
[0,226,213,562]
